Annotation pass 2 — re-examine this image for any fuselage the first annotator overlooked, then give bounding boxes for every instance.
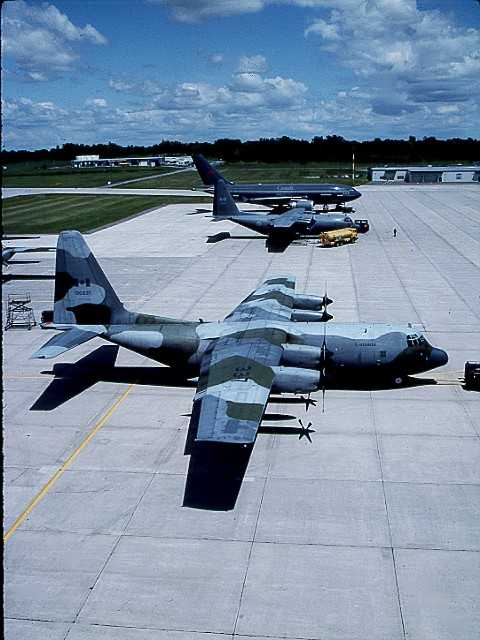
[224,212,356,237]
[101,317,448,384]
[206,183,361,206]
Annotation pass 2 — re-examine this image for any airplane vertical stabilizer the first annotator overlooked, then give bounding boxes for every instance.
[213,180,241,218]
[53,231,126,325]
[193,154,232,186]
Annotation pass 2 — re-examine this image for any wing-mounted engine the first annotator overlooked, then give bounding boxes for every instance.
[280,344,322,369]
[292,293,334,322]
[291,199,314,211]
[272,366,321,393]
[293,293,333,310]
[291,309,333,322]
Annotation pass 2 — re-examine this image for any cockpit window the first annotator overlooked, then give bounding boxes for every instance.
[407,334,426,348]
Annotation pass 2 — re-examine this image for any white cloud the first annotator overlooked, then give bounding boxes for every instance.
[305,19,338,40]
[153,0,356,23]
[26,71,48,82]
[109,78,163,96]
[436,105,459,115]
[3,81,478,150]
[231,72,266,92]
[208,53,224,65]
[238,54,268,73]
[3,2,479,148]
[2,0,107,80]
[109,79,136,92]
[304,0,480,116]
[110,57,307,115]
[151,0,269,22]
[85,98,108,108]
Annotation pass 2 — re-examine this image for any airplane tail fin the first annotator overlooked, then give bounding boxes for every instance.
[53,230,126,325]
[213,180,241,218]
[192,154,232,186]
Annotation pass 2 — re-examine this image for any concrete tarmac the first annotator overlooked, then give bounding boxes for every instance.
[3,183,480,639]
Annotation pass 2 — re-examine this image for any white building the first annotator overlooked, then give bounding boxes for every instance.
[71,155,193,169]
[369,165,480,183]
[162,156,193,167]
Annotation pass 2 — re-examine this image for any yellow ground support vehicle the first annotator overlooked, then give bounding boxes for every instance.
[318,227,358,247]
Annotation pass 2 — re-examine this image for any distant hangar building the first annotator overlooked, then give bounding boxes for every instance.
[369,165,480,183]
[71,155,193,168]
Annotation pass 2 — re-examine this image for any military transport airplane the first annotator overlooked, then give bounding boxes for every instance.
[33,231,448,451]
[193,153,361,211]
[210,180,368,251]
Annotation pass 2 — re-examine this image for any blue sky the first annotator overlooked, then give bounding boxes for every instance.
[2,0,480,149]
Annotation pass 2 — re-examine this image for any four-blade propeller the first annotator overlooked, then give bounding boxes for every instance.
[298,419,315,443]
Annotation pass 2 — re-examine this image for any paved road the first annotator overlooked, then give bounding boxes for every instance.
[2,187,212,199]
[104,167,196,187]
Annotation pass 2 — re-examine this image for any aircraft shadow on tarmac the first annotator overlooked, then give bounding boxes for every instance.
[188,208,212,215]
[206,231,291,253]
[4,259,42,265]
[30,344,439,511]
[182,401,255,511]
[30,345,196,411]
[2,273,55,283]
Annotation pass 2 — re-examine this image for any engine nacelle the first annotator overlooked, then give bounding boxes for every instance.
[281,344,322,369]
[272,366,321,394]
[293,294,323,311]
[292,199,314,211]
[291,309,333,322]
[293,294,333,311]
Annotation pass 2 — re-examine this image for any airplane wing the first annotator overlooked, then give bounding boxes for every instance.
[224,275,296,322]
[191,330,284,444]
[270,210,314,230]
[189,277,295,444]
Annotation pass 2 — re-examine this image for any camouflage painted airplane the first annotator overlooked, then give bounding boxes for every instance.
[193,153,361,211]
[210,180,368,250]
[33,231,448,447]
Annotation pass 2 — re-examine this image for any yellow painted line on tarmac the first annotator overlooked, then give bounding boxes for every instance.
[3,383,135,543]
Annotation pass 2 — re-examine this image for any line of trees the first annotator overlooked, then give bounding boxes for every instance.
[2,135,479,165]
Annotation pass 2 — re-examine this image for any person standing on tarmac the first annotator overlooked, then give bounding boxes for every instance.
[393,228,397,238]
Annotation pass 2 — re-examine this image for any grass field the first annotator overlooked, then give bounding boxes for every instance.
[2,195,212,234]
[116,163,366,189]
[3,161,366,189]
[2,164,178,188]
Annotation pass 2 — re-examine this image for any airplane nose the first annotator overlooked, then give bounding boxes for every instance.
[429,348,448,368]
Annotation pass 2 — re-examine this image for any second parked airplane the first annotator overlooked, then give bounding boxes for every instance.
[211,181,368,251]
[193,153,361,210]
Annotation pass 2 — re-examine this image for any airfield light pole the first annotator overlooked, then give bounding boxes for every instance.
[352,151,355,185]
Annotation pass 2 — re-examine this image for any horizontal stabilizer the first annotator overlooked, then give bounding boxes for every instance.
[32,327,101,359]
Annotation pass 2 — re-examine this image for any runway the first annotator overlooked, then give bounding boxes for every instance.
[2,187,211,199]
[3,183,480,640]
